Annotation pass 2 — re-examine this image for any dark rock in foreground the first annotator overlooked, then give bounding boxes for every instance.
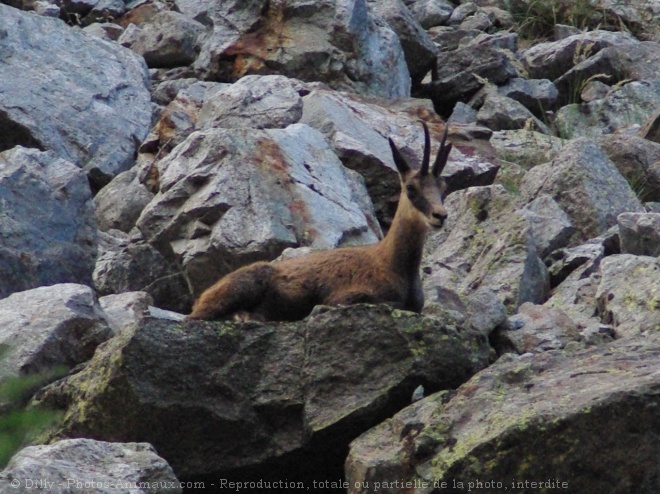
[35,305,490,481]
[346,334,660,493]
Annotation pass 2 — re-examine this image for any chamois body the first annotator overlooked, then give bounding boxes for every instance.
[188,123,452,322]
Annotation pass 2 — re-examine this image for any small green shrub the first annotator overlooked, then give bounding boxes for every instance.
[626,173,652,203]
[0,358,62,467]
[509,0,626,41]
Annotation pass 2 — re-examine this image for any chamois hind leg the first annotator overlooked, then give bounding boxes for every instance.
[188,262,274,320]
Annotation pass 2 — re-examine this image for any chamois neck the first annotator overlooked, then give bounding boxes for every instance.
[378,193,429,275]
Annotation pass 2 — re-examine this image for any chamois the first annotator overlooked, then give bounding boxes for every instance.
[188,122,452,321]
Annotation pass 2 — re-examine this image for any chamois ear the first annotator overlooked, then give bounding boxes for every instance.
[432,125,452,177]
[389,137,412,176]
[420,121,431,176]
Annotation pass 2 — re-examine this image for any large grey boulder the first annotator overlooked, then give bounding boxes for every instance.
[94,167,155,233]
[0,147,97,298]
[596,254,660,337]
[460,30,518,51]
[489,129,563,171]
[520,194,576,259]
[497,77,559,116]
[597,134,660,203]
[0,284,110,382]
[476,93,550,133]
[174,0,211,25]
[99,291,154,336]
[0,5,152,190]
[409,0,454,28]
[520,139,644,242]
[580,79,611,102]
[136,124,381,297]
[300,89,409,224]
[366,0,439,87]
[197,75,303,130]
[521,30,638,81]
[591,0,660,41]
[93,230,191,313]
[447,101,477,124]
[458,10,493,31]
[194,0,411,98]
[422,185,550,314]
[346,334,660,493]
[417,44,520,116]
[555,41,660,99]
[554,81,660,138]
[427,26,482,51]
[35,305,491,480]
[0,439,180,494]
[446,2,477,26]
[618,213,660,257]
[127,11,205,69]
[503,302,581,353]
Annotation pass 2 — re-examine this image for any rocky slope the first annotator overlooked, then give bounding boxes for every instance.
[1,0,659,492]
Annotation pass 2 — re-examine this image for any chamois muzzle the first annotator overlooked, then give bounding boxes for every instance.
[430,210,448,228]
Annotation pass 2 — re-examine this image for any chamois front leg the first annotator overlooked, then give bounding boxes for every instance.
[406,275,424,313]
[232,310,267,323]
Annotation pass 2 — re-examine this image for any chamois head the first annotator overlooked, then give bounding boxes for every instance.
[388,122,451,228]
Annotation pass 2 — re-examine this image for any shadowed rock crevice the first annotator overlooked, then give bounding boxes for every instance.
[0,110,44,153]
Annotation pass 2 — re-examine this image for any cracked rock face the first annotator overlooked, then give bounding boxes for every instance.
[520,139,644,242]
[0,147,98,298]
[136,124,381,296]
[0,4,152,190]
[422,185,550,315]
[194,0,411,98]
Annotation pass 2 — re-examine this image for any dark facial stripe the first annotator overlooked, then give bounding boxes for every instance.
[408,190,432,216]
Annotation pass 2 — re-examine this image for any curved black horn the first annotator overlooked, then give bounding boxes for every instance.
[432,125,452,177]
[389,137,412,176]
[420,121,431,176]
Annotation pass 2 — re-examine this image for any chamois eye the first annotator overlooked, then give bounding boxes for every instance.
[406,184,417,196]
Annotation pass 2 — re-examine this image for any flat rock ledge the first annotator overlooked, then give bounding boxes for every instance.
[34,304,491,483]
